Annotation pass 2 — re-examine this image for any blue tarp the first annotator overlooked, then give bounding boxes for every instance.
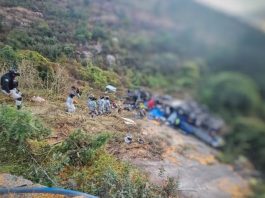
[149,108,165,119]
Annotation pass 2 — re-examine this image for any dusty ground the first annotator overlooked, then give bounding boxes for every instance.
[131,121,250,198]
[0,94,250,198]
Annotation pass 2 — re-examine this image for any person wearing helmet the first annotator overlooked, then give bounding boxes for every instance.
[66,86,80,113]
[104,96,111,114]
[97,96,105,115]
[1,69,22,109]
[87,95,98,117]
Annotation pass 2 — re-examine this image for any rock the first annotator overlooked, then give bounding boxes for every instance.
[67,178,78,189]
[106,54,116,66]
[112,37,119,44]
[81,51,93,60]
[0,173,34,188]
[121,117,136,125]
[31,96,45,103]
[0,7,43,28]
[94,42,102,54]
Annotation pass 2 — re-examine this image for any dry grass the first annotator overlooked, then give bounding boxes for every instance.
[19,96,164,162]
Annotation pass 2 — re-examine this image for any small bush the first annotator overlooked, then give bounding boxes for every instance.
[251,180,265,198]
[0,105,53,184]
[58,130,110,166]
[92,26,108,41]
[80,64,121,89]
[224,117,265,173]
[0,105,50,145]
[0,45,18,68]
[199,72,261,117]
[75,25,92,43]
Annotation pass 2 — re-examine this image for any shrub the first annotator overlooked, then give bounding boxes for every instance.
[92,26,108,41]
[0,105,50,145]
[57,130,110,166]
[0,105,52,184]
[7,30,33,49]
[251,181,265,198]
[176,61,200,88]
[80,64,121,89]
[0,45,18,68]
[36,21,52,37]
[65,151,179,197]
[225,117,265,173]
[74,25,92,43]
[199,72,261,117]
[18,50,51,78]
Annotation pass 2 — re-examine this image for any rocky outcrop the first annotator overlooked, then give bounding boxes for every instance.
[0,174,36,188]
[0,7,43,28]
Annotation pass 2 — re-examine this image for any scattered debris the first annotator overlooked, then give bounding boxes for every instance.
[105,85,117,93]
[137,138,144,144]
[31,96,46,103]
[124,133,133,144]
[121,117,136,125]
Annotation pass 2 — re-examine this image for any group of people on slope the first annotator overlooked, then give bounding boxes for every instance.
[0,69,114,117]
[87,95,111,117]
[65,86,113,117]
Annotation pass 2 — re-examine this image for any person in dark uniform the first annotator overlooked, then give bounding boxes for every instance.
[1,69,22,109]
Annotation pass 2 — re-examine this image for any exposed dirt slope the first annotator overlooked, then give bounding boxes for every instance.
[132,121,250,198]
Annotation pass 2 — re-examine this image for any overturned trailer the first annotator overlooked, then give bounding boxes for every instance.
[162,99,225,148]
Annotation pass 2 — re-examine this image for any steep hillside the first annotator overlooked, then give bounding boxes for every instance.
[1,1,265,196]
[1,0,265,95]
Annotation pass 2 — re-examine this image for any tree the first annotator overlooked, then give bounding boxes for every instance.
[176,61,200,88]
[225,117,265,174]
[199,72,261,116]
[74,25,92,43]
[92,26,108,41]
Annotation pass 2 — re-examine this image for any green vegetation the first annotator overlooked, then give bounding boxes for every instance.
[0,105,50,145]
[1,0,265,196]
[251,181,265,198]
[224,117,265,173]
[199,72,265,180]
[198,71,265,197]
[199,72,261,117]
[80,64,121,89]
[0,45,18,68]
[0,105,179,197]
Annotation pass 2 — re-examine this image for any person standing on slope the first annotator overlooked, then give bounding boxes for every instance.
[1,69,22,110]
[87,95,98,117]
[66,86,80,113]
[97,96,105,115]
[104,96,111,114]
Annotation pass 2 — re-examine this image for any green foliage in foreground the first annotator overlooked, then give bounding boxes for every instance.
[0,105,179,197]
[0,105,50,145]
[58,130,110,166]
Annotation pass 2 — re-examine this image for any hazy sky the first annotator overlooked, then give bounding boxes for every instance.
[195,0,265,30]
[195,0,265,16]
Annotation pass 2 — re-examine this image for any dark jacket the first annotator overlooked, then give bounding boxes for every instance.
[1,73,18,93]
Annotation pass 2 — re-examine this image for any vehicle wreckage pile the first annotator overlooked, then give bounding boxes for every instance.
[124,89,225,148]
